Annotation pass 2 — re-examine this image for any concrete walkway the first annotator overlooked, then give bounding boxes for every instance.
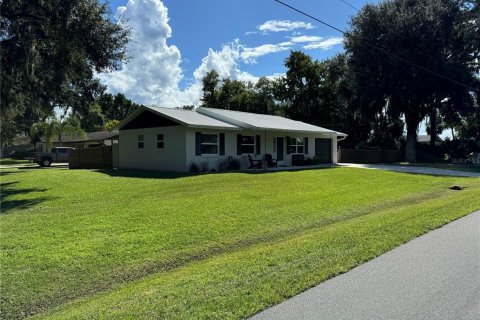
[339,163,480,177]
[0,162,68,169]
[251,210,480,320]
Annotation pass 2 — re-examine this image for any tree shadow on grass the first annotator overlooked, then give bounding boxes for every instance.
[0,182,53,214]
[96,166,338,180]
[96,169,193,179]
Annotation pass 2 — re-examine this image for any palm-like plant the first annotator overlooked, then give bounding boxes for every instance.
[31,116,87,152]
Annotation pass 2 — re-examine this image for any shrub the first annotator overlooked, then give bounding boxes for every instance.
[189,161,199,173]
[217,157,241,172]
[226,157,241,170]
[199,161,209,172]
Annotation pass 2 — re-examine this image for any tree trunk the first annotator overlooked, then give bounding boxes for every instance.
[405,116,419,163]
[429,108,437,148]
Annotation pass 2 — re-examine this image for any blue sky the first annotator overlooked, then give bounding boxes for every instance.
[100,0,377,107]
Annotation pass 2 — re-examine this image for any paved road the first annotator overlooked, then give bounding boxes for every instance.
[338,163,480,177]
[251,211,480,320]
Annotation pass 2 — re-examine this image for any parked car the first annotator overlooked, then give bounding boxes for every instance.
[34,147,75,167]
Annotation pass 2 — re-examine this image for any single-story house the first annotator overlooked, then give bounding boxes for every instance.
[36,130,118,152]
[417,134,444,146]
[118,106,347,172]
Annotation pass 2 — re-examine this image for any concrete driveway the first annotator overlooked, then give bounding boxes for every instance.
[251,210,480,320]
[339,163,480,177]
[0,162,68,169]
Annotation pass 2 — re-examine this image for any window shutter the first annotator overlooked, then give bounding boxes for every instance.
[255,135,261,155]
[237,134,242,155]
[304,137,308,154]
[195,132,202,156]
[219,133,225,155]
[286,136,291,154]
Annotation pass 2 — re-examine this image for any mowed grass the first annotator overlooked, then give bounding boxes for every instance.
[0,167,478,319]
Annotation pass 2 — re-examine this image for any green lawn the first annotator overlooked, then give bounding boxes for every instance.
[0,167,478,319]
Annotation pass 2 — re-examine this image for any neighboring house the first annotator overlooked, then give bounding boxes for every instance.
[35,130,119,152]
[0,134,32,158]
[118,106,347,172]
[417,135,443,146]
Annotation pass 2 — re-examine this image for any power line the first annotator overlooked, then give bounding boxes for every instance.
[339,0,359,11]
[273,0,476,91]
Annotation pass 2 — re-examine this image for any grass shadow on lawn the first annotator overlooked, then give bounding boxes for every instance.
[0,181,53,214]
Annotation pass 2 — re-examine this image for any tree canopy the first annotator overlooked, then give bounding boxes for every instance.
[1,0,130,145]
[344,0,479,161]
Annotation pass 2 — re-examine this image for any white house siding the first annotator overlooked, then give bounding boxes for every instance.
[185,128,242,170]
[263,131,337,165]
[119,126,186,171]
[185,128,338,171]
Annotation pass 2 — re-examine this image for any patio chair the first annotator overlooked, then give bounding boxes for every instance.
[248,154,262,169]
[264,154,278,168]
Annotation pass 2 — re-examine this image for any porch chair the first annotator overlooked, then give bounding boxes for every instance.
[248,154,262,169]
[264,154,278,168]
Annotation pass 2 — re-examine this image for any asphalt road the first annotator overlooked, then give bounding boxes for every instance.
[251,210,480,320]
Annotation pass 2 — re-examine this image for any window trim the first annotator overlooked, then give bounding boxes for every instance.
[200,133,219,155]
[156,134,164,150]
[137,134,145,151]
[240,135,256,155]
[289,137,304,154]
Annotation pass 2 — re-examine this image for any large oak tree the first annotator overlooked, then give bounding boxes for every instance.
[1,0,130,144]
[344,0,479,162]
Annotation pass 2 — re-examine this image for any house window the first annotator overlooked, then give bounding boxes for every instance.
[273,138,276,153]
[240,135,255,154]
[137,135,144,150]
[289,137,304,154]
[201,133,218,155]
[156,134,164,149]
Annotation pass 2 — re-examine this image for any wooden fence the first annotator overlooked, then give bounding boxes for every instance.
[338,149,403,164]
[69,146,112,169]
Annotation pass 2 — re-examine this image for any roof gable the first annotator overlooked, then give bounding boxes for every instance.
[120,110,180,130]
[119,106,239,130]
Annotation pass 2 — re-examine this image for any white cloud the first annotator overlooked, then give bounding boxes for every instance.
[290,35,323,43]
[303,37,344,50]
[193,40,260,83]
[240,43,292,64]
[257,20,315,33]
[98,0,184,107]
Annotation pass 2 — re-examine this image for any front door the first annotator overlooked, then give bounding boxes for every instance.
[276,137,284,162]
[315,138,332,163]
